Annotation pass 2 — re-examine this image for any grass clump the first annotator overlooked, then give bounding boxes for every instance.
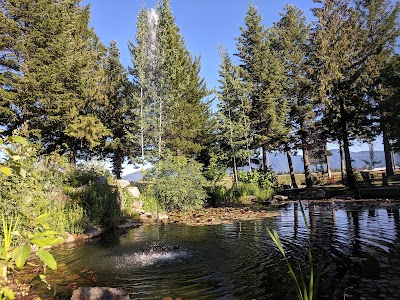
[267,201,322,300]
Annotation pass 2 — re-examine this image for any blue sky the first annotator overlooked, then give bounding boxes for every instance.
[81,0,384,172]
[82,0,317,92]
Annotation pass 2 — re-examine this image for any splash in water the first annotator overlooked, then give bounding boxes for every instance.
[113,243,188,267]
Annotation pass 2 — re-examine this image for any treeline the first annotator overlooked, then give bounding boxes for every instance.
[217,1,399,190]
[1,0,399,191]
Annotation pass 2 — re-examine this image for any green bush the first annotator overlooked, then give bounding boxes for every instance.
[81,183,121,228]
[144,154,208,211]
[206,185,228,207]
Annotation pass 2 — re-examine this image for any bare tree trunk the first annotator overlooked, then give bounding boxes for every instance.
[382,121,394,176]
[140,87,145,170]
[285,147,298,188]
[301,131,313,188]
[262,145,267,171]
[325,143,332,179]
[158,98,162,156]
[339,139,345,183]
[247,144,252,174]
[339,98,355,189]
[232,154,238,188]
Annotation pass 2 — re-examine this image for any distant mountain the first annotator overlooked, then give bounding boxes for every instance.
[122,150,399,181]
[123,170,143,182]
[268,149,400,173]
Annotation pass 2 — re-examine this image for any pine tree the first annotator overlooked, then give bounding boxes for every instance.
[235,4,288,170]
[271,4,315,187]
[217,47,253,187]
[102,41,134,179]
[157,0,211,158]
[311,0,399,189]
[130,0,211,163]
[0,0,111,163]
[129,7,159,166]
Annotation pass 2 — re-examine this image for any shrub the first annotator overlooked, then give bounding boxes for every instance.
[81,183,122,228]
[206,185,228,207]
[144,154,208,211]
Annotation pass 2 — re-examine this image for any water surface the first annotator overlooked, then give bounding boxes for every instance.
[51,201,400,299]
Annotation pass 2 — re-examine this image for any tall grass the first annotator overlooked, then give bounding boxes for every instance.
[267,201,322,300]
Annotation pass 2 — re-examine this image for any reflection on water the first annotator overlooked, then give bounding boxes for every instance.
[50,202,400,300]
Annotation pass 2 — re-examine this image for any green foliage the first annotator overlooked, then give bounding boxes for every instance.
[237,169,278,190]
[139,185,160,213]
[102,41,135,179]
[68,160,112,187]
[205,186,229,207]
[81,183,122,228]
[145,154,208,211]
[1,213,64,299]
[203,152,227,186]
[267,201,322,300]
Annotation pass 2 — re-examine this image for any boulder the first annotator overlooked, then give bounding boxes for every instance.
[132,200,143,210]
[97,176,107,185]
[71,287,129,300]
[127,186,140,198]
[64,232,75,243]
[273,195,289,202]
[83,225,102,238]
[302,189,326,199]
[140,212,153,220]
[116,179,130,189]
[157,213,169,220]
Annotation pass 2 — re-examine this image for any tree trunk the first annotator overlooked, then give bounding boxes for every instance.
[69,148,77,167]
[262,145,267,171]
[339,97,355,189]
[301,131,313,188]
[325,143,332,179]
[140,87,145,169]
[232,154,238,188]
[158,98,162,156]
[382,121,394,176]
[339,139,345,183]
[247,144,252,174]
[285,147,298,188]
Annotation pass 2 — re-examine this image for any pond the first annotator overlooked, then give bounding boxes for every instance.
[48,201,400,299]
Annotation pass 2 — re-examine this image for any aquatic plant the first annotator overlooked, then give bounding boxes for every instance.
[267,201,322,300]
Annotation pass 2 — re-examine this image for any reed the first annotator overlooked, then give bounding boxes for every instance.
[267,201,322,300]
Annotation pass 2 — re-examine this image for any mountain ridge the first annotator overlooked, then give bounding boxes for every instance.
[123,149,399,181]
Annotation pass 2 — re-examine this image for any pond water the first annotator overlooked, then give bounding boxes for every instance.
[50,201,400,300]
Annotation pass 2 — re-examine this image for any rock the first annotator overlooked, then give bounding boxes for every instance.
[127,186,140,198]
[273,195,289,201]
[157,213,169,220]
[64,232,75,243]
[97,176,107,185]
[71,287,129,300]
[116,179,130,189]
[84,225,102,238]
[118,219,141,229]
[313,189,326,198]
[132,200,143,210]
[248,195,258,202]
[140,212,153,220]
[302,189,326,199]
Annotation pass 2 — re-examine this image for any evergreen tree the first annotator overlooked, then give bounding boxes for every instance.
[0,0,111,163]
[311,0,399,189]
[235,4,288,170]
[271,4,315,187]
[130,0,211,162]
[157,0,211,157]
[102,41,134,179]
[129,7,159,166]
[217,47,253,187]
